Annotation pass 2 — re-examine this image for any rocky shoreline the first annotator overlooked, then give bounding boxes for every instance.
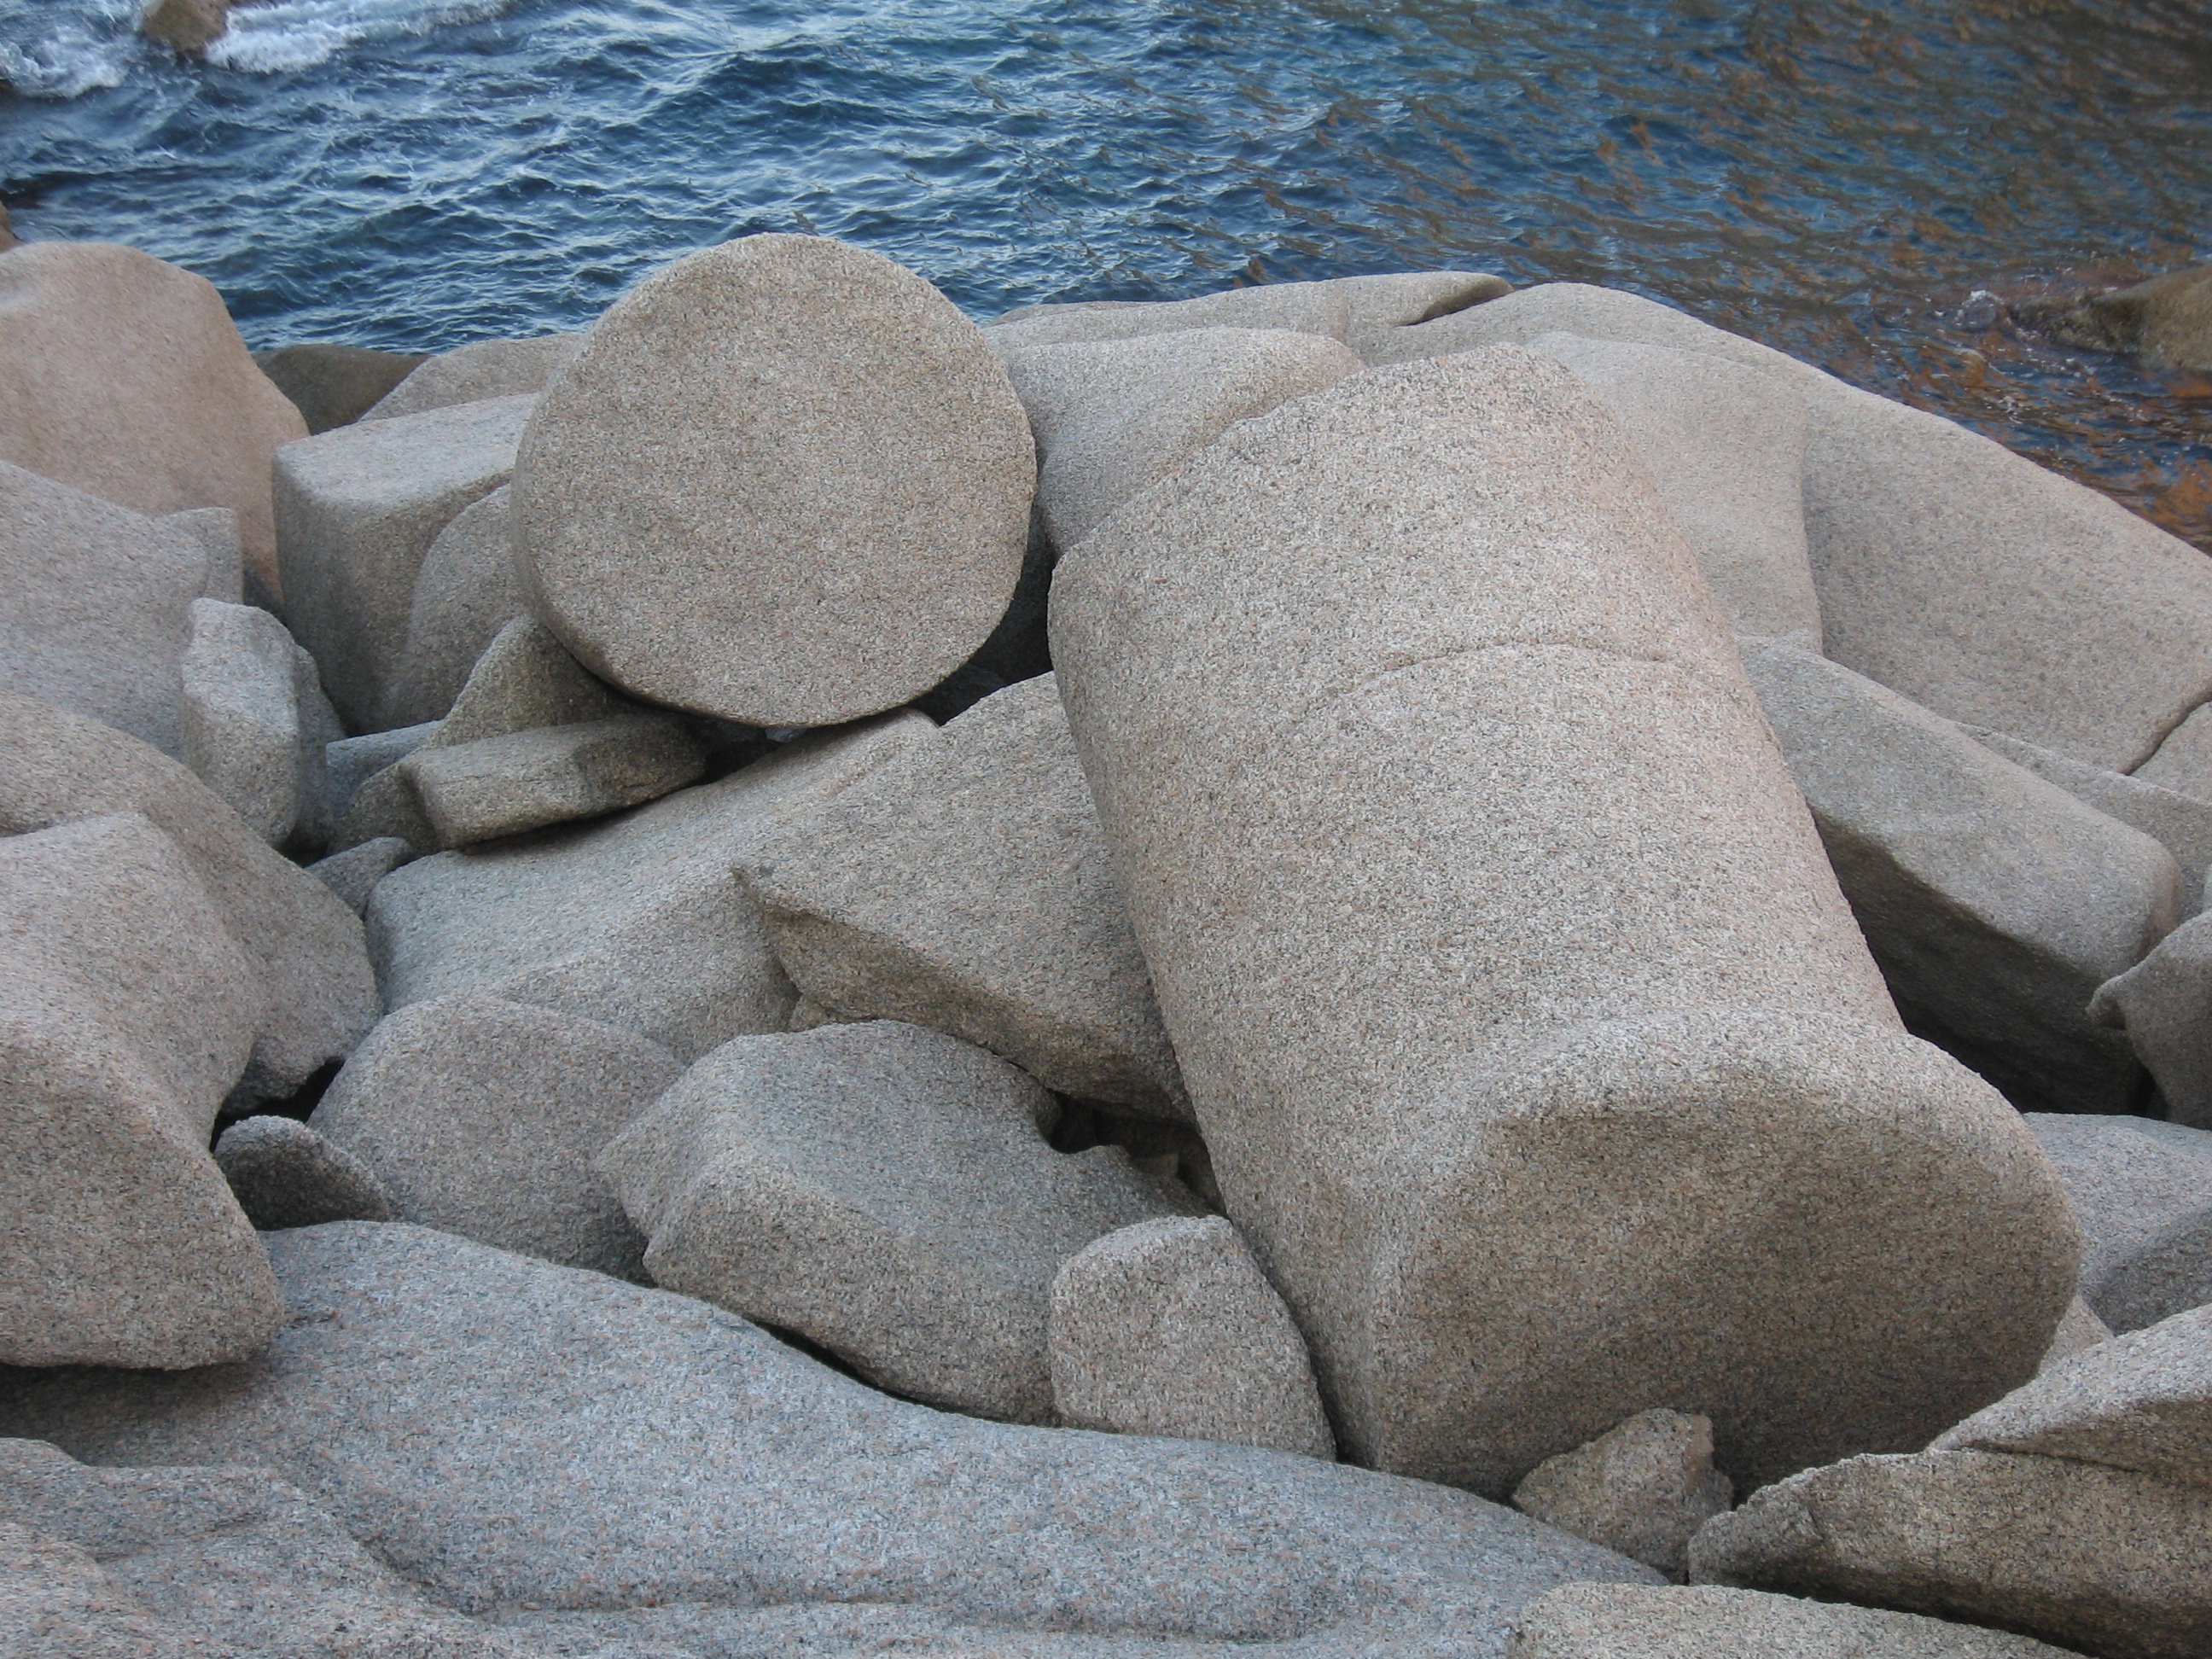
[3,225,2211,1657]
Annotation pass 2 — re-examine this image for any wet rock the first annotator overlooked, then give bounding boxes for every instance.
[140,0,231,55]
[1051,346,2080,1496]
[0,241,306,592]
[0,1221,1662,1644]
[253,341,431,435]
[312,994,679,1278]
[305,835,411,913]
[1048,1214,1334,1458]
[1004,326,1361,551]
[212,1115,393,1231]
[1743,638,2179,1114]
[367,714,932,1060]
[273,392,533,730]
[362,333,585,422]
[1507,1581,2083,1658]
[1511,1411,1733,1580]
[2013,265,2212,375]
[384,485,529,727]
[2024,1113,2212,1332]
[0,814,281,1368]
[513,235,1034,726]
[179,599,341,851]
[741,673,1186,1121]
[986,278,1353,351]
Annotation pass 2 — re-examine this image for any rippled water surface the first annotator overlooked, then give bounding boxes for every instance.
[3,0,2209,543]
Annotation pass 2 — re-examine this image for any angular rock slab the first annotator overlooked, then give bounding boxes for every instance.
[1687,1448,2212,1659]
[0,814,282,1367]
[2090,913,2212,1129]
[362,332,584,422]
[2024,1114,2212,1332]
[599,1020,1197,1422]
[385,484,529,728]
[514,235,1034,725]
[1049,1214,1335,1458]
[1507,1582,2084,1658]
[253,340,429,434]
[312,993,681,1278]
[212,1115,393,1231]
[404,713,705,848]
[180,598,341,851]
[1510,1410,1732,1580]
[742,672,1187,1120]
[1050,348,2080,1494]
[0,1223,1662,1650]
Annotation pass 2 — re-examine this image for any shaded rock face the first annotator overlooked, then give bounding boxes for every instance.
[2012,265,2212,374]
[212,1115,393,1231]
[1051,346,2080,1497]
[2090,914,2212,1129]
[1510,1410,1732,1580]
[253,342,431,434]
[2023,1115,2212,1335]
[1507,1582,2083,1658]
[0,1223,1663,1655]
[513,234,1035,726]
[385,485,530,728]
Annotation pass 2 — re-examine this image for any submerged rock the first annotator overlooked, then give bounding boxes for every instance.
[2012,265,2212,375]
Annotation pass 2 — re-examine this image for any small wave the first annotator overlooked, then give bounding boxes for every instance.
[0,2,143,99]
[207,0,512,73]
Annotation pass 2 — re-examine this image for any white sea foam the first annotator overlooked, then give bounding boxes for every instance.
[0,1,143,99]
[207,0,513,74]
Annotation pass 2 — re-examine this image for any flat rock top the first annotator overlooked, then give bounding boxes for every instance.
[513,234,1035,727]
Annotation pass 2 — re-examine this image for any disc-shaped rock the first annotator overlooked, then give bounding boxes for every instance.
[512,236,1035,725]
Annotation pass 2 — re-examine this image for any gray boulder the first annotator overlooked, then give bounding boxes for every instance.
[2132,702,2212,800]
[740,673,1186,1121]
[384,485,529,728]
[1510,1410,1733,1580]
[2092,922,2212,1127]
[367,714,933,1060]
[2023,1113,2212,1332]
[162,504,247,604]
[513,236,1034,726]
[1049,346,2081,1495]
[311,993,681,1278]
[0,689,378,1107]
[361,333,585,422]
[1048,1214,1335,1458]
[0,813,282,1367]
[599,1019,1200,1423]
[404,713,706,848]
[1742,638,2180,1114]
[1004,326,1361,551]
[253,341,431,434]
[306,835,411,913]
[212,1115,393,1231]
[432,614,635,744]
[327,721,436,823]
[0,1221,1662,1652]
[274,392,533,730]
[986,278,1353,352]
[1336,271,1513,361]
[0,461,205,758]
[1507,1582,2083,1658]
[179,598,342,851]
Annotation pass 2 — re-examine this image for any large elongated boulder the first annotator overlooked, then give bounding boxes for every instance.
[1507,1583,2081,1658]
[0,814,281,1367]
[513,236,1034,726]
[0,1223,1662,1651]
[2023,1114,2212,1331]
[0,242,307,591]
[1049,347,2080,1495]
[986,278,1355,352]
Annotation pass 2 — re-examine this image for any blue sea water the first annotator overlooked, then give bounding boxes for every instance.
[2,0,2209,541]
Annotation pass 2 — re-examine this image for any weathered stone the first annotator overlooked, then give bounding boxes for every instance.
[0,462,205,759]
[741,673,1186,1120]
[987,278,1353,352]
[0,814,281,1367]
[1048,1214,1333,1457]
[1359,280,1810,379]
[362,333,585,422]
[0,690,378,1107]
[367,715,932,1059]
[2133,702,2212,800]
[514,236,1034,726]
[428,614,632,746]
[1527,332,1820,643]
[140,0,230,55]
[312,994,679,1278]
[163,506,246,604]
[253,341,430,434]
[2015,264,2212,375]
[599,1020,1199,1422]
[404,713,705,849]
[2041,1295,2114,1372]
[0,242,306,591]
[274,392,533,731]
[1687,1448,2212,1659]
[2091,921,2212,1127]
[179,599,341,851]
[327,721,435,822]
[2023,1113,2212,1331]
[1050,346,2081,1495]
[1742,638,2179,1114]
[1507,1581,2084,1658]
[1511,1411,1733,1580]
[212,1115,393,1231]
[385,485,528,727]
[306,835,411,913]
[1004,327,1361,551]
[1336,271,1513,362]
[0,1222,1662,1648]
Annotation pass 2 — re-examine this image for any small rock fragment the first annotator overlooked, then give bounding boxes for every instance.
[212,1115,393,1231]
[2040,1295,2115,1372]
[403,713,705,847]
[1511,1409,1734,1580]
[306,835,412,913]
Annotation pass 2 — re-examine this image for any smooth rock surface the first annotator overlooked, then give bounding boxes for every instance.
[312,993,680,1278]
[253,341,430,434]
[368,714,933,1059]
[385,485,528,727]
[1510,1410,1732,1580]
[430,614,634,745]
[1336,271,1513,360]
[741,673,1186,1120]
[1687,1448,2212,1659]
[0,1223,1662,1654]
[1049,1214,1334,1458]
[987,278,1353,352]
[1743,638,2179,1114]
[0,689,378,1107]
[1004,326,1361,551]
[599,1020,1199,1422]
[362,333,585,422]
[179,598,341,851]
[0,241,307,589]
[212,1115,393,1231]
[274,392,533,731]
[2091,918,2212,1127]
[164,504,247,604]
[2023,1113,2212,1331]
[405,713,706,848]
[1051,346,2081,1495]
[0,814,281,1367]
[514,235,1034,725]
[2134,702,2212,800]
[306,835,412,913]
[1506,1582,2083,1658]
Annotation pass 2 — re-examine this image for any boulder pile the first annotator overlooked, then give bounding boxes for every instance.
[1,225,2208,1657]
